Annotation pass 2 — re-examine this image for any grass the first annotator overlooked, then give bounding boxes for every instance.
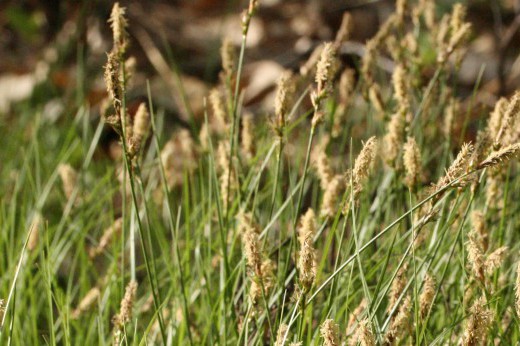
[1,0,520,345]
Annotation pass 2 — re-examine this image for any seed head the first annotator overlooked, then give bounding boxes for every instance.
[274,71,295,135]
[275,323,290,346]
[241,113,255,161]
[114,280,137,329]
[315,42,338,98]
[462,296,493,346]
[419,274,435,318]
[298,209,317,292]
[220,38,236,79]
[352,136,378,198]
[321,175,344,218]
[477,143,520,170]
[385,295,412,344]
[403,136,422,190]
[487,97,507,143]
[320,319,340,346]
[388,263,408,313]
[109,3,128,54]
[209,88,228,134]
[89,218,124,259]
[28,213,42,251]
[350,319,376,346]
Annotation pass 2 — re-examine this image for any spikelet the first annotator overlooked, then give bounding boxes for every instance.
[487,97,507,143]
[103,51,122,126]
[297,209,317,292]
[238,212,262,275]
[466,230,485,282]
[368,84,385,118]
[320,319,340,346]
[403,136,422,190]
[71,287,101,319]
[484,246,507,275]
[314,42,338,104]
[385,295,411,344]
[124,56,136,87]
[515,262,520,317]
[471,210,488,251]
[249,259,275,304]
[28,213,42,251]
[113,280,138,329]
[392,65,409,109]
[217,141,236,210]
[450,3,466,33]
[220,38,236,80]
[209,88,228,134]
[312,136,333,189]
[275,323,290,346]
[388,263,408,313]
[128,102,149,156]
[108,3,128,55]
[485,169,505,209]
[58,164,78,200]
[333,68,356,137]
[274,71,295,135]
[433,142,474,193]
[477,143,520,170]
[321,175,344,218]
[361,40,377,88]
[335,12,353,44]
[350,319,376,346]
[347,298,367,333]
[240,113,255,161]
[462,296,493,346]
[383,109,406,168]
[351,136,378,199]
[419,274,435,318]
[89,218,124,259]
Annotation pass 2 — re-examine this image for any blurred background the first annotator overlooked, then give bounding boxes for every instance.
[2,0,520,132]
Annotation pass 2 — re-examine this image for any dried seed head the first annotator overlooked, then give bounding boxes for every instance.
[368,84,385,118]
[335,12,353,44]
[274,71,295,134]
[133,103,149,142]
[241,113,255,161]
[498,92,520,147]
[71,287,101,319]
[403,136,422,190]
[103,51,122,119]
[209,88,228,134]
[434,143,474,193]
[89,218,124,259]
[321,175,344,218]
[450,3,466,33]
[298,209,317,292]
[351,319,376,346]
[249,259,275,304]
[320,319,340,346]
[275,323,290,346]
[383,109,406,168]
[388,263,408,312]
[58,164,78,200]
[471,210,488,251]
[238,212,262,275]
[467,230,485,282]
[124,56,136,86]
[462,296,493,346]
[419,274,435,318]
[385,295,412,343]
[392,65,408,108]
[487,97,507,143]
[315,42,338,98]
[477,143,520,170]
[484,246,507,275]
[347,298,367,333]
[109,2,128,54]
[220,38,236,78]
[312,136,333,189]
[352,136,378,198]
[339,68,356,105]
[113,280,138,328]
